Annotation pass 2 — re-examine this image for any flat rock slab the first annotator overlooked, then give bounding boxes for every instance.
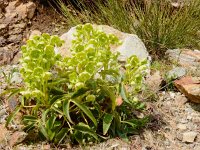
[174,76,200,103]
[166,49,200,75]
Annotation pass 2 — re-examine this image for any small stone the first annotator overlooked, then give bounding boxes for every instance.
[167,67,186,80]
[194,145,200,150]
[8,34,22,43]
[174,76,200,103]
[5,1,20,14]
[177,132,183,141]
[43,144,51,150]
[179,119,188,124]
[0,24,8,35]
[145,71,162,92]
[175,95,188,107]
[164,140,170,146]
[9,131,27,147]
[10,72,22,84]
[182,131,198,143]
[177,124,187,130]
[12,23,26,29]
[193,117,200,123]
[169,92,176,99]
[0,36,7,47]
[26,2,36,19]
[29,30,41,39]
[4,12,18,24]
[187,115,192,120]
[0,108,6,117]
[8,97,18,111]
[116,96,123,106]
[0,124,10,146]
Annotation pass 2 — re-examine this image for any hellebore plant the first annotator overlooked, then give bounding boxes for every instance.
[6,23,148,145]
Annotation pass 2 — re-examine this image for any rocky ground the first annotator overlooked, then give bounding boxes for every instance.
[0,0,200,150]
[0,0,68,65]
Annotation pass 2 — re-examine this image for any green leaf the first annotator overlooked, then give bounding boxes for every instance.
[74,131,84,144]
[30,49,40,58]
[71,99,97,126]
[23,115,37,124]
[71,87,88,99]
[46,115,57,129]
[7,88,21,100]
[6,106,21,127]
[99,84,116,111]
[48,129,55,141]
[42,109,49,125]
[78,72,91,82]
[49,95,63,105]
[44,45,55,58]
[103,113,113,135]
[119,83,131,105]
[39,123,49,140]
[42,33,51,40]
[54,128,68,144]
[121,117,148,129]
[117,130,129,142]
[121,120,137,129]
[24,123,35,132]
[49,87,66,95]
[74,122,98,140]
[63,100,74,124]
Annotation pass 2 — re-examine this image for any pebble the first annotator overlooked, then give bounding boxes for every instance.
[177,124,187,130]
[10,72,22,84]
[193,117,200,123]
[182,131,198,143]
[194,144,200,150]
[177,133,183,141]
[0,108,7,116]
[166,67,186,80]
[164,140,170,146]
[179,119,188,124]
[187,115,192,120]
[169,92,176,99]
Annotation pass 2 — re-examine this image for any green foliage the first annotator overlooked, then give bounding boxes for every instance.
[6,24,148,145]
[52,0,200,54]
[133,0,200,54]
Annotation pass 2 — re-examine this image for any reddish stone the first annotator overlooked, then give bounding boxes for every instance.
[116,96,123,106]
[174,76,200,103]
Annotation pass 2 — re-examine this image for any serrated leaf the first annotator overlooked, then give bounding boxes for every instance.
[71,99,97,126]
[103,113,113,135]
